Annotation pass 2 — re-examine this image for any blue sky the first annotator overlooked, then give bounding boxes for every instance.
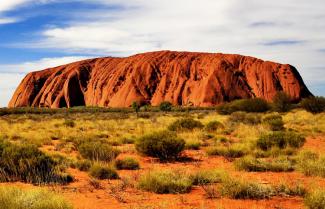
[0,0,324,107]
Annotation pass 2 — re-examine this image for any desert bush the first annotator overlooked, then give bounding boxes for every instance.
[272,92,293,112]
[115,157,140,170]
[63,119,75,128]
[0,186,72,209]
[185,140,202,150]
[190,169,228,185]
[89,178,102,189]
[235,156,294,172]
[217,98,270,114]
[228,112,261,125]
[296,151,325,177]
[75,159,92,171]
[138,170,192,194]
[206,145,247,158]
[202,185,219,199]
[159,101,173,112]
[300,96,325,114]
[77,141,120,162]
[89,164,119,180]
[135,131,185,160]
[205,121,224,132]
[253,147,297,158]
[274,183,306,197]
[304,189,325,209]
[256,131,305,151]
[131,101,140,116]
[168,118,204,131]
[220,178,274,199]
[262,114,284,131]
[120,137,135,144]
[0,140,70,184]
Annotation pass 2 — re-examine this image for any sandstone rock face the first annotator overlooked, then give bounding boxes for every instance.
[9,51,312,108]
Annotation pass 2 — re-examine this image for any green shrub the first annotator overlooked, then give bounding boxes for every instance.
[257,131,305,151]
[131,101,140,116]
[115,157,140,170]
[296,151,325,177]
[135,131,185,160]
[63,119,75,128]
[77,141,120,162]
[235,156,294,172]
[0,186,72,209]
[300,96,325,113]
[89,164,119,180]
[0,140,69,184]
[159,101,173,112]
[304,189,325,209]
[263,114,284,131]
[190,169,228,185]
[168,118,204,132]
[253,147,297,158]
[185,140,201,150]
[272,92,293,112]
[75,159,92,171]
[274,183,306,197]
[205,121,224,132]
[138,170,192,194]
[228,112,261,125]
[206,145,247,158]
[220,178,274,199]
[217,98,270,114]
[120,137,135,144]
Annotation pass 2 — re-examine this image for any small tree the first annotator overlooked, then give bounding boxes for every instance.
[300,96,325,113]
[135,131,185,160]
[132,101,140,117]
[159,101,172,112]
[272,92,292,112]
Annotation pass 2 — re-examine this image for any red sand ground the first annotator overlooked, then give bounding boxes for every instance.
[2,136,325,209]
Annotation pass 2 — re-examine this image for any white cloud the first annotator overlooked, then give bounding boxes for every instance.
[1,0,325,107]
[0,73,26,107]
[0,17,18,24]
[0,0,55,24]
[0,56,91,73]
[23,0,325,89]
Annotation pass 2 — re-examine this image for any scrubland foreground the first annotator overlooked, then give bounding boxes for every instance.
[0,99,325,209]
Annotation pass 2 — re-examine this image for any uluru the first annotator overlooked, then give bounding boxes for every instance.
[8,51,312,108]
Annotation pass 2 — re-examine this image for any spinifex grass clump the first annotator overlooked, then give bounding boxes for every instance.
[296,151,325,177]
[262,113,285,131]
[89,163,119,180]
[115,157,140,170]
[220,178,274,199]
[138,170,192,194]
[135,131,185,160]
[189,169,228,185]
[235,156,294,172]
[257,131,305,151]
[0,186,72,209]
[205,121,224,132]
[206,145,248,158]
[77,140,120,162]
[304,189,325,209]
[74,159,92,171]
[168,118,204,131]
[0,140,71,184]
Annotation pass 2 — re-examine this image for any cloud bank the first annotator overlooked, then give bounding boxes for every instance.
[0,0,325,107]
